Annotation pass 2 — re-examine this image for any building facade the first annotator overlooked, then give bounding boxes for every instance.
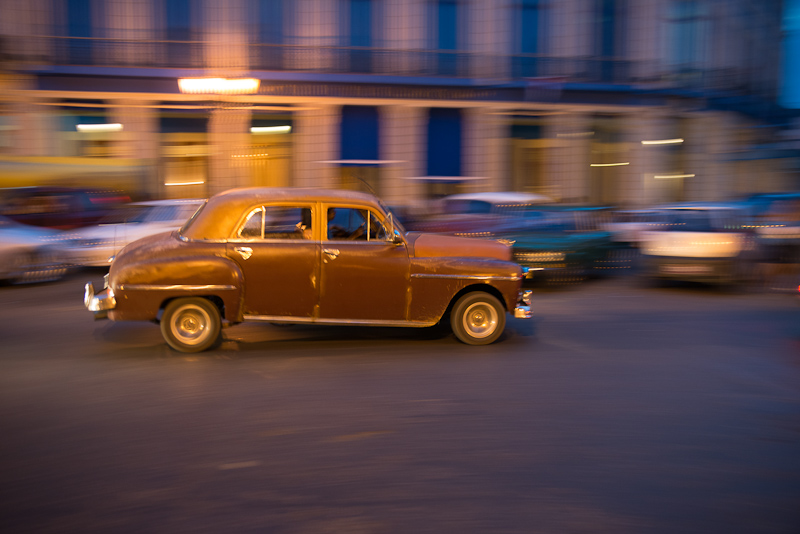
[0,0,794,207]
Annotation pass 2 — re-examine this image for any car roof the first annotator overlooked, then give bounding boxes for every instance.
[131,198,205,207]
[181,187,383,240]
[652,201,749,211]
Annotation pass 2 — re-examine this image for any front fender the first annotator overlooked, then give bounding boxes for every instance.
[408,257,523,320]
[108,255,244,322]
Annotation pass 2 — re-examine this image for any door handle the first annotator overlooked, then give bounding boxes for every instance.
[235,246,253,260]
[323,248,339,260]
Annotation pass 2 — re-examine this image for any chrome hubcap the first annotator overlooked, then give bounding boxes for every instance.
[462,302,498,339]
[172,306,210,345]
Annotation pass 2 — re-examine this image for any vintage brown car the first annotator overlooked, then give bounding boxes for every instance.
[84,188,532,352]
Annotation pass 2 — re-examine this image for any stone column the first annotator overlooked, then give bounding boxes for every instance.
[10,99,57,157]
[382,0,427,75]
[109,100,160,198]
[683,111,739,201]
[625,111,673,206]
[462,107,509,193]
[0,0,53,64]
[290,0,339,71]
[293,105,341,189]
[467,0,511,79]
[204,0,250,75]
[208,107,252,195]
[627,0,661,82]
[379,105,427,206]
[543,112,592,203]
[104,0,156,66]
[552,0,592,68]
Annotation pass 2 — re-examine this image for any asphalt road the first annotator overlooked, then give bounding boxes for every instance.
[1,272,799,534]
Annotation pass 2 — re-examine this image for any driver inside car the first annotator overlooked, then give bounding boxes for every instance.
[327,208,367,240]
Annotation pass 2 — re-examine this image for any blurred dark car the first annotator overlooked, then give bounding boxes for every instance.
[0,187,131,230]
[501,205,627,283]
[742,191,800,218]
[0,215,68,284]
[748,194,800,291]
[406,192,553,236]
[406,194,625,283]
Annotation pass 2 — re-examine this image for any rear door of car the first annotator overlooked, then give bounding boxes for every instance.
[226,203,319,319]
[318,204,410,321]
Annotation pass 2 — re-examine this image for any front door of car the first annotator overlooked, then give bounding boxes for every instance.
[227,204,319,318]
[319,206,409,321]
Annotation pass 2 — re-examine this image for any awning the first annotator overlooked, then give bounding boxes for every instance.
[317,159,404,166]
[0,156,146,190]
[403,176,486,183]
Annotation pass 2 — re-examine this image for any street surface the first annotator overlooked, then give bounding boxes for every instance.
[1,271,799,533]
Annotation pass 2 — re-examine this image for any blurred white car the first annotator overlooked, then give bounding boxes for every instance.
[639,203,758,285]
[0,215,69,284]
[604,209,671,247]
[65,199,205,267]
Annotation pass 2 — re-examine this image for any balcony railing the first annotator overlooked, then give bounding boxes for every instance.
[30,36,746,93]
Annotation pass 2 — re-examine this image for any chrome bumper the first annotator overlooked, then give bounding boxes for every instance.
[514,289,532,319]
[84,282,116,320]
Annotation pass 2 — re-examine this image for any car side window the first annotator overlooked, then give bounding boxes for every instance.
[238,206,313,240]
[327,207,390,241]
[367,211,390,241]
[263,206,313,239]
[238,208,264,239]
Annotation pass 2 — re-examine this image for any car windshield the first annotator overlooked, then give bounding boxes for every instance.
[662,209,738,232]
[97,206,150,224]
[443,199,494,215]
[178,200,208,236]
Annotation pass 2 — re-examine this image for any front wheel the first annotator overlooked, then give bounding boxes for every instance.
[161,298,221,353]
[450,292,506,345]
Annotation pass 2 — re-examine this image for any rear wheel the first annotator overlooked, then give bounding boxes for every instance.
[161,297,221,353]
[450,292,505,345]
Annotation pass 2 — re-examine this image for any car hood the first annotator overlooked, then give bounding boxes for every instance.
[69,222,180,243]
[406,232,512,262]
[504,230,612,251]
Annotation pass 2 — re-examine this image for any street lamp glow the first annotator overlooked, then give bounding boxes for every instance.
[178,78,261,94]
[654,173,696,179]
[250,126,291,134]
[76,123,123,132]
[165,180,205,186]
[642,138,684,145]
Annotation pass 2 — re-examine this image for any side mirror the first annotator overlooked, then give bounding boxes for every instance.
[383,212,404,245]
[384,212,394,236]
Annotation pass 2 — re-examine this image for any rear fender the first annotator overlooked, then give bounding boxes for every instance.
[109,256,244,322]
